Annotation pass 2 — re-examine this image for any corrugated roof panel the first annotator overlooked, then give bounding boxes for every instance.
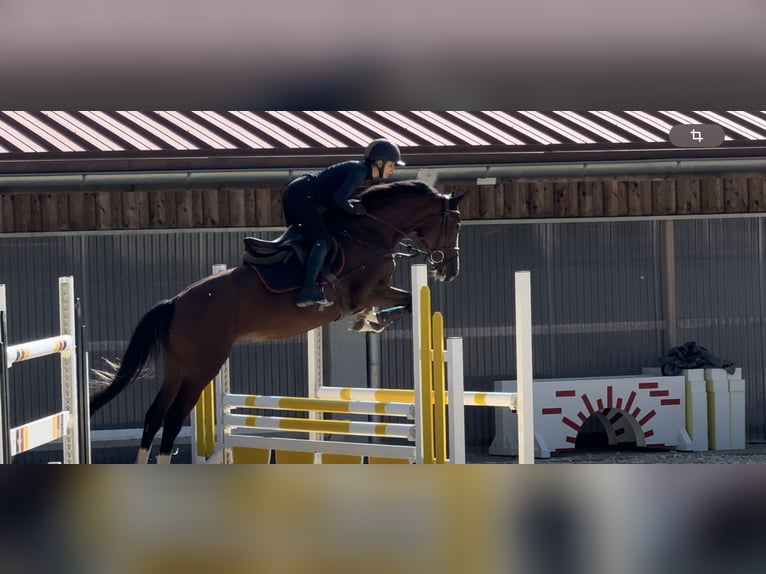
[80,111,162,151]
[42,111,124,151]
[230,111,310,148]
[480,111,560,145]
[266,111,346,147]
[0,117,47,152]
[412,110,491,146]
[115,111,197,150]
[0,110,765,157]
[3,111,85,151]
[624,110,675,134]
[728,110,766,133]
[337,111,418,146]
[445,111,526,145]
[191,111,273,149]
[554,111,630,143]
[589,111,665,143]
[660,111,734,141]
[155,111,237,149]
[375,111,454,146]
[303,111,374,146]
[694,110,765,140]
[518,111,595,144]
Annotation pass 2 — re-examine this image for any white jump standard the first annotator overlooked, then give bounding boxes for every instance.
[0,277,83,464]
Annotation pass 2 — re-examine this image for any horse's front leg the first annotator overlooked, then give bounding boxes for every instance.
[364,284,412,311]
[348,306,410,333]
[348,285,413,333]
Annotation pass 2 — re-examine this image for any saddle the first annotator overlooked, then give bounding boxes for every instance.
[242,225,306,266]
[241,226,345,294]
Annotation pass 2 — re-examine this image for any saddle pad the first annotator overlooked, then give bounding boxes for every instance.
[247,246,346,294]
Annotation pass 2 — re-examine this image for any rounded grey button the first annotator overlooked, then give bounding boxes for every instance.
[669,124,725,148]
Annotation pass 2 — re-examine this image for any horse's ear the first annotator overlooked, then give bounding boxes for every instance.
[448,192,467,210]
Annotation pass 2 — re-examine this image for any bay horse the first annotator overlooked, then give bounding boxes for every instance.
[89,179,464,463]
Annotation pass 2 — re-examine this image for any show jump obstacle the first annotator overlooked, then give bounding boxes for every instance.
[192,264,536,464]
[0,277,85,464]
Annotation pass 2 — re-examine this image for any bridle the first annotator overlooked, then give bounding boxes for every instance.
[361,196,460,267]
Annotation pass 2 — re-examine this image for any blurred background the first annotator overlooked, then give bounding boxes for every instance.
[1,0,764,109]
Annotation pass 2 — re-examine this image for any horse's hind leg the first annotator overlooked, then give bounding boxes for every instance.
[156,378,209,464]
[136,368,184,464]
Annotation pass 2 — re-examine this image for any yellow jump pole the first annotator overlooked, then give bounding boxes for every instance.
[419,285,435,464]
[195,381,215,458]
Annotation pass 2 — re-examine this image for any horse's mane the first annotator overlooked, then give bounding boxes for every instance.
[325,179,445,234]
[357,179,445,212]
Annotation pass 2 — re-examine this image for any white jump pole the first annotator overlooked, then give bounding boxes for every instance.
[515,271,535,464]
[307,325,323,443]
[410,264,428,464]
[446,336,466,463]
[0,284,8,463]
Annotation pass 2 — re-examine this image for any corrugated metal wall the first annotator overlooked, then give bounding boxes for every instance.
[381,218,764,446]
[2,216,765,455]
[0,228,310,432]
[674,217,766,440]
[379,220,668,447]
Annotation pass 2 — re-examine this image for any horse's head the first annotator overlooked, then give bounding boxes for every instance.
[358,180,465,282]
[414,189,464,282]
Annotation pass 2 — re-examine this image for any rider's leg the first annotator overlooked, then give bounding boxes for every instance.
[296,239,333,308]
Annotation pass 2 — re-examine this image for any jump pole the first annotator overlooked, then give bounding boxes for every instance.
[411,264,428,463]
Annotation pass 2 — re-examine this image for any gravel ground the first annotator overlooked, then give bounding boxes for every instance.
[467,442,766,464]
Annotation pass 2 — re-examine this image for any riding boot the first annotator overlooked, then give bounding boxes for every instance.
[296,240,333,308]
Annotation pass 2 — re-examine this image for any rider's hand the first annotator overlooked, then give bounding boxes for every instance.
[348,200,367,216]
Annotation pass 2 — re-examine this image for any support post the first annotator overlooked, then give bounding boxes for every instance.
[410,264,428,464]
[75,297,92,464]
[59,277,79,464]
[0,300,9,464]
[515,271,535,464]
[446,337,466,463]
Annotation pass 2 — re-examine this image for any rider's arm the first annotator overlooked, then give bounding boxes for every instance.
[332,165,368,213]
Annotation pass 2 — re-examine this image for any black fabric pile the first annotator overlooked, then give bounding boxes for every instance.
[658,341,736,376]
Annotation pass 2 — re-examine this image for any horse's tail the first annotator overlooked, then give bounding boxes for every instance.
[89,300,176,415]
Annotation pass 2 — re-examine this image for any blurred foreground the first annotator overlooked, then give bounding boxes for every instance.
[2,466,766,574]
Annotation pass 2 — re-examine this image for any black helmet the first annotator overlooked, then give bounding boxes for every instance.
[364,138,405,166]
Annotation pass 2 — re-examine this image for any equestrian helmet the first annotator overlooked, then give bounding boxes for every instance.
[364,138,405,166]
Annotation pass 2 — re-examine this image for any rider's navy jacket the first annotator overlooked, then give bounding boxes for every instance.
[304,161,372,212]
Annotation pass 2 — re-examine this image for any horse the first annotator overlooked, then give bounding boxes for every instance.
[89,179,465,463]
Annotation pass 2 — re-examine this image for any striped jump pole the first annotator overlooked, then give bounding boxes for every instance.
[224,393,415,418]
[224,413,416,440]
[314,388,518,409]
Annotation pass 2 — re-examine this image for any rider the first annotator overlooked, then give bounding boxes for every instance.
[282,138,405,308]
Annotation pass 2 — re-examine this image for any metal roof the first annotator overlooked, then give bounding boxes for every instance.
[1,111,766,155]
[1,111,766,178]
